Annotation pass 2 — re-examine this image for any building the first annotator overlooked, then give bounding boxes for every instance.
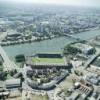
[27,69,69,90]
[86,74,100,85]
[72,43,95,55]
[36,53,63,58]
[69,92,80,100]
[5,78,21,89]
[92,56,100,68]
[6,32,22,41]
[0,81,5,92]
[72,82,93,99]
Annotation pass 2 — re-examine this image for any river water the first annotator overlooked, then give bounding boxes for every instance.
[3,29,100,59]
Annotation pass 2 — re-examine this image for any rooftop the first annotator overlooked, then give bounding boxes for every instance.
[5,78,21,88]
[73,43,93,51]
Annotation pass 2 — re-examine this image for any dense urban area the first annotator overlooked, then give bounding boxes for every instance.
[0,2,100,100]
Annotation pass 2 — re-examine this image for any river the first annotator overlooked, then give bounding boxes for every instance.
[3,29,100,60]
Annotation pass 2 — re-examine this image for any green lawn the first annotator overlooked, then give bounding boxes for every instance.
[32,57,65,64]
[31,94,49,100]
[15,62,23,68]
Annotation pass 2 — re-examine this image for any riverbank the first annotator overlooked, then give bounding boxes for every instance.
[3,29,100,60]
[1,28,99,47]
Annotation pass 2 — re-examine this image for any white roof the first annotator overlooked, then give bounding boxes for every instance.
[5,78,21,85]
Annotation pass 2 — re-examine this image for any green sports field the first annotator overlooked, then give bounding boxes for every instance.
[32,57,65,64]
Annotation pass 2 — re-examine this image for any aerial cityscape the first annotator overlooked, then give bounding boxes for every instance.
[0,0,100,100]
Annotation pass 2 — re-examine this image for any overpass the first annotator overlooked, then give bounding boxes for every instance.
[84,51,100,69]
[0,46,17,71]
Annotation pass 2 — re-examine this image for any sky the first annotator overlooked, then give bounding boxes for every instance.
[1,0,100,7]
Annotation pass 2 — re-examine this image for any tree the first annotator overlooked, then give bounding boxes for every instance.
[0,71,7,80]
[15,54,25,62]
[19,73,24,82]
[63,45,81,55]
[10,69,17,76]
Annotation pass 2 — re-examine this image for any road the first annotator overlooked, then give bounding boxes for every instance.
[84,51,100,69]
[0,31,19,71]
[0,46,18,71]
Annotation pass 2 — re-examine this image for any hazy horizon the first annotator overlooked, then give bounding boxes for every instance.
[0,0,100,8]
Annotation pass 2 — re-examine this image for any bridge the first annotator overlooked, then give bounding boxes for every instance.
[0,46,17,71]
[63,33,83,41]
[84,51,100,69]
